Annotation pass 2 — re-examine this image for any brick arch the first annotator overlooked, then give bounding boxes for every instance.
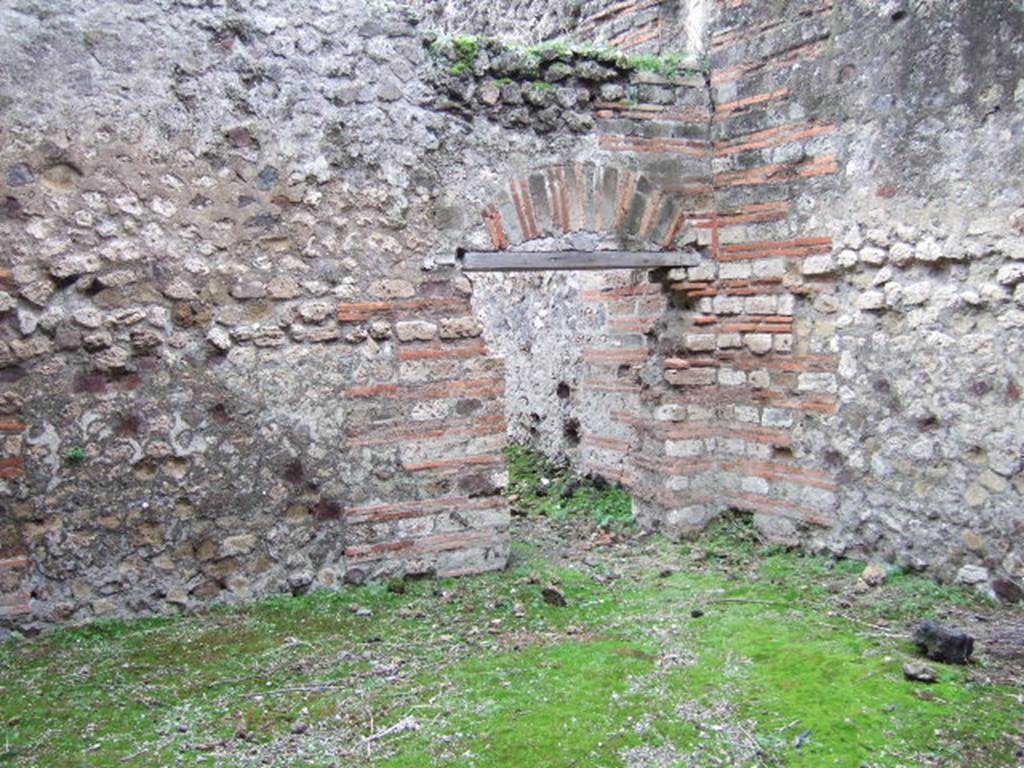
[479,163,705,251]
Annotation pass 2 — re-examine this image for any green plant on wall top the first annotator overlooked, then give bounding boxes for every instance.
[448,35,482,76]
[627,52,703,78]
[427,32,703,81]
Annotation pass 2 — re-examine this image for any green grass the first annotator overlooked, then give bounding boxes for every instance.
[1,466,1021,767]
[505,445,634,529]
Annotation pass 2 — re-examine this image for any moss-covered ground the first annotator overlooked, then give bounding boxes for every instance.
[1,449,1022,767]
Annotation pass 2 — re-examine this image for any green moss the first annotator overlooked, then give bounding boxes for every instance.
[626,52,701,78]
[436,34,482,77]
[451,36,481,64]
[522,40,575,63]
[64,446,85,464]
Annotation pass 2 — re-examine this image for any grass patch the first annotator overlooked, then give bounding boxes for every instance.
[505,444,634,530]
[1,460,1021,767]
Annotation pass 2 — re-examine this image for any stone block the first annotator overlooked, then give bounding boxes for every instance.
[395,321,437,341]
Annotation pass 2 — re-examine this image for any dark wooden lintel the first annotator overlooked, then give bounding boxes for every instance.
[459,250,701,272]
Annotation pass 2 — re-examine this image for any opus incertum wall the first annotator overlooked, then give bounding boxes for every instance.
[2,0,1023,635]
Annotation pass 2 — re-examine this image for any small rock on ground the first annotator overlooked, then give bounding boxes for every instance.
[542,585,567,607]
[861,563,888,587]
[913,620,974,664]
[903,661,938,683]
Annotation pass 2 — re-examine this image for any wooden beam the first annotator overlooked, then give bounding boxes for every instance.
[459,250,701,272]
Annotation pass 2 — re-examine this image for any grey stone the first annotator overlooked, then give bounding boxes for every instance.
[902,661,937,684]
[6,163,35,186]
[912,621,974,665]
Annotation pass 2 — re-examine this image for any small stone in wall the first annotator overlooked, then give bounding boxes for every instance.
[166,587,190,606]
[298,301,334,324]
[955,564,990,586]
[221,534,257,557]
[93,345,131,371]
[109,308,146,326]
[813,294,839,313]
[914,237,942,263]
[231,280,267,300]
[961,290,984,307]
[964,484,989,508]
[665,367,717,387]
[977,469,1009,494]
[49,254,101,280]
[478,80,500,105]
[298,325,341,343]
[836,249,858,269]
[889,242,914,266]
[997,264,1024,286]
[720,261,751,280]
[150,197,177,218]
[684,334,716,352]
[6,163,35,186]
[573,60,615,81]
[744,334,773,355]
[253,327,286,347]
[368,320,392,340]
[20,280,55,306]
[267,276,302,300]
[712,295,744,314]
[130,328,161,351]
[370,279,415,299]
[961,530,985,554]
[860,246,887,265]
[439,317,482,339]
[163,278,197,300]
[83,330,113,350]
[801,254,835,276]
[856,291,885,310]
[600,83,625,100]
[563,112,595,132]
[10,335,51,360]
[206,326,232,351]
[55,324,82,350]
[395,320,436,341]
[16,309,37,336]
[94,268,136,290]
[902,283,930,306]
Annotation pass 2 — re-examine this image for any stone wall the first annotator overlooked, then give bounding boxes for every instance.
[2,0,1022,634]
[0,0,714,632]
[460,0,1024,601]
[0,0,543,631]
[630,0,1024,601]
